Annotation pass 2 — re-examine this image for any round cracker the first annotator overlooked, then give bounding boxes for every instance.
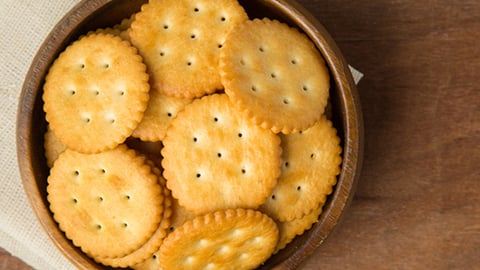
[159,209,279,270]
[161,94,281,215]
[129,0,248,98]
[260,116,342,222]
[131,90,192,141]
[43,33,150,153]
[47,145,164,259]
[94,160,172,267]
[220,18,330,134]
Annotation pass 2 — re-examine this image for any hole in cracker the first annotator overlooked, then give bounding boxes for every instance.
[194,7,199,12]
[94,90,100,96]
[299,130,303,134]
[302,85,309,91]
[214,117,219,122]
[187,61,192,66]
[153,254,158,259]
[104,63,110,69]
[218,44,223,49]
[98,196,104,202]
[271,194,276,200]
[240,59,245,65]
[221,16,226,22]
[285,162,289,167]
[96,224,102,230]
[283,99,289,105]
[241,168,246,174]
[259,46,265,52]
[80,63,85,69]
[193,137,198,142]
[125,195,131,200]
[196,173,201,178]
[190,34,196,39]
[217,152,222,158]
[74,170,80,176]
[270,73,276,78]
[73,198,78,204]
[85,117,91,123]
[310,153,315,159]
[122,222,128,228]
[163,24,169,30]
[238,132,243,138]
[167,112,173,117]
[70,90,76,96]
[169,226,175,232]
[118,90,125,96]
[251,85,257,92]
[160,51,165,57]
[291,59,298,65]
[297,185,302,191]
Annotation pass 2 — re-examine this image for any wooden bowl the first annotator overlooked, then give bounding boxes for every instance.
[16,0,363,269]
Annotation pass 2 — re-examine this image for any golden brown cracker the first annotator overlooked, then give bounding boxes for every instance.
[125,137,163,167]
[44,126,66,168]
[130,0,248,98]
[47,145,164,258]
[167,198,196,233]
[274,203,323,253]
[94,161,172,267]
[132,252,161,270]
[220,18,330,134]
[132,198,195,270]
[87,27,122,37]
[43,33,150,154]
[260,116,342,222]
[114,13,136,40]
[159,208,279,270]
[161,94,281,214]
[126,137,163,157]
[131,90,192,141]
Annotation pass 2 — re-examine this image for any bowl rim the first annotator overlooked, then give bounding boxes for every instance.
[16,0,363,269]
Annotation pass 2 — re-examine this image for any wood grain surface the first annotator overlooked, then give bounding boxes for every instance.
[3,0,480,269]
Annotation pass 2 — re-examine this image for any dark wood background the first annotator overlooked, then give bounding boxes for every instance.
[2,0,479,269]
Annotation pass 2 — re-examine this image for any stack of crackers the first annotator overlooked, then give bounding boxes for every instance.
[42,0,342,269]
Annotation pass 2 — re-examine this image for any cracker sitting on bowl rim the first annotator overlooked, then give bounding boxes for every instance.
[220,18,330,134]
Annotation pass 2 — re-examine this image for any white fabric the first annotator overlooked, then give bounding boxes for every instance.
[0,1,362,269]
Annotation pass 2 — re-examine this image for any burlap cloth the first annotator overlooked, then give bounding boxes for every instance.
[0,0,363,269]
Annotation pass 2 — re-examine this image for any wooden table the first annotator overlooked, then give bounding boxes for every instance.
[2,0,479,269]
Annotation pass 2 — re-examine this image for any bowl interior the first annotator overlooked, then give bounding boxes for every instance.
[17,0,362,269]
